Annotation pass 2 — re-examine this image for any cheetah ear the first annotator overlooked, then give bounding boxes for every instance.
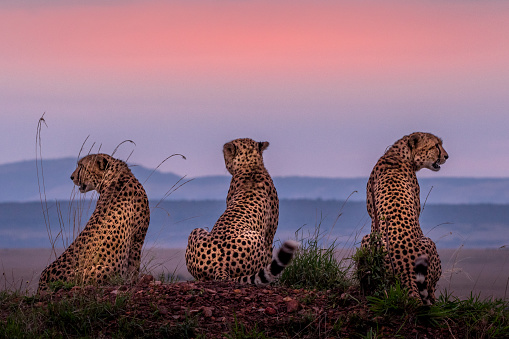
[407,134,420,150]
[258,141,269,152]
[97,156,109,171]
[223,142,236,158]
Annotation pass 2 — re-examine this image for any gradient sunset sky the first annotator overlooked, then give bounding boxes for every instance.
[2,0,509,178]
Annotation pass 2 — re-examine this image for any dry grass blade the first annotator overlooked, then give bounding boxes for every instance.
[77,135,90,161]
[142,153,187,185]
[421,185,433,216]
[35,113,59,258]
[111,139,136,161]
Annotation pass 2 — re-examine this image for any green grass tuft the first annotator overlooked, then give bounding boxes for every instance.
[224,314,274,339]
[367,281,420,317]
[352,232,395,297]
[279,221,352,291]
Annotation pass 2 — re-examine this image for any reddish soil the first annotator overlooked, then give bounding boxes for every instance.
[18,275,461,338]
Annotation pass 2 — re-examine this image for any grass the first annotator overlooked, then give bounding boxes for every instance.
[367,281,420,318]
[352,231,395,297]
[278,219,353,291]
[0,289,202,339]
[224,314,274,339]
[438,292,509,338]
[363,285,509,338]
[0,290,130,338]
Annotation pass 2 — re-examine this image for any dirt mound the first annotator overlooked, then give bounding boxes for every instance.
[19,275,456,338]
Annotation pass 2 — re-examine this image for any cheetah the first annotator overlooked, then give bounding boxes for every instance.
[362,132,448,305]
[185,138,298,285]
[38,153,150,293]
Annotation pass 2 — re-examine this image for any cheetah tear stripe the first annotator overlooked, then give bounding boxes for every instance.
[238,240,299,285]
[415,255,432,306]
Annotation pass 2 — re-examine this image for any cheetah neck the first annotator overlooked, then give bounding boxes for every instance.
[96,165,132,195]
[384,138,414,163]
[226,168,271,203]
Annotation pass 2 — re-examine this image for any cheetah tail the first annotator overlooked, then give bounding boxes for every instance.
[237,240,299,285]
[415,254,432,306]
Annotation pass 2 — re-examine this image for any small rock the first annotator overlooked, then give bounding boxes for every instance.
[264,307,277,316]
[110,290,119,295]
[202,307,214,317]
[204,288,217,294]
[283,296,293,302]
[286,300,300,313]
[233,289,241,294]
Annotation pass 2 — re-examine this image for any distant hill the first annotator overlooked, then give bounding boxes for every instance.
[1,158,509,204]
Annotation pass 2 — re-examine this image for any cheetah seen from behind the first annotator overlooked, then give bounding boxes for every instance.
[362,132,448,305]
[38,153,150,293]
[185,138,298,285]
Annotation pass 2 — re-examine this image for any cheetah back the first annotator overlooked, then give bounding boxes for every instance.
[37,154,150,293]
[362,132,448,304]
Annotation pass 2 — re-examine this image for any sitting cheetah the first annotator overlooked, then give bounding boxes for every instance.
[362,132,448,304]
[38,153,150,293]
[185,138,298,284]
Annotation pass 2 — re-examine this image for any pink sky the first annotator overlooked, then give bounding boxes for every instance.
[3,2,508,84]
[2,1,509,178]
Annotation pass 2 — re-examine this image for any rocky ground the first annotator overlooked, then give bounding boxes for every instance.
[4,274,467,338]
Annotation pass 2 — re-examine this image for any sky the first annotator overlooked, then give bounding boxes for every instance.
[2,0,509,178]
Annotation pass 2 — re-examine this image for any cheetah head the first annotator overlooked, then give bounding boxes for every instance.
[408,132,449,172]
[223,138,269,175]
[70,153,113,193]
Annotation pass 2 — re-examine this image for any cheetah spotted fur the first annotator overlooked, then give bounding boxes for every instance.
[185,138,298,284]
[362,132,448,304]
[38,154,150,293]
